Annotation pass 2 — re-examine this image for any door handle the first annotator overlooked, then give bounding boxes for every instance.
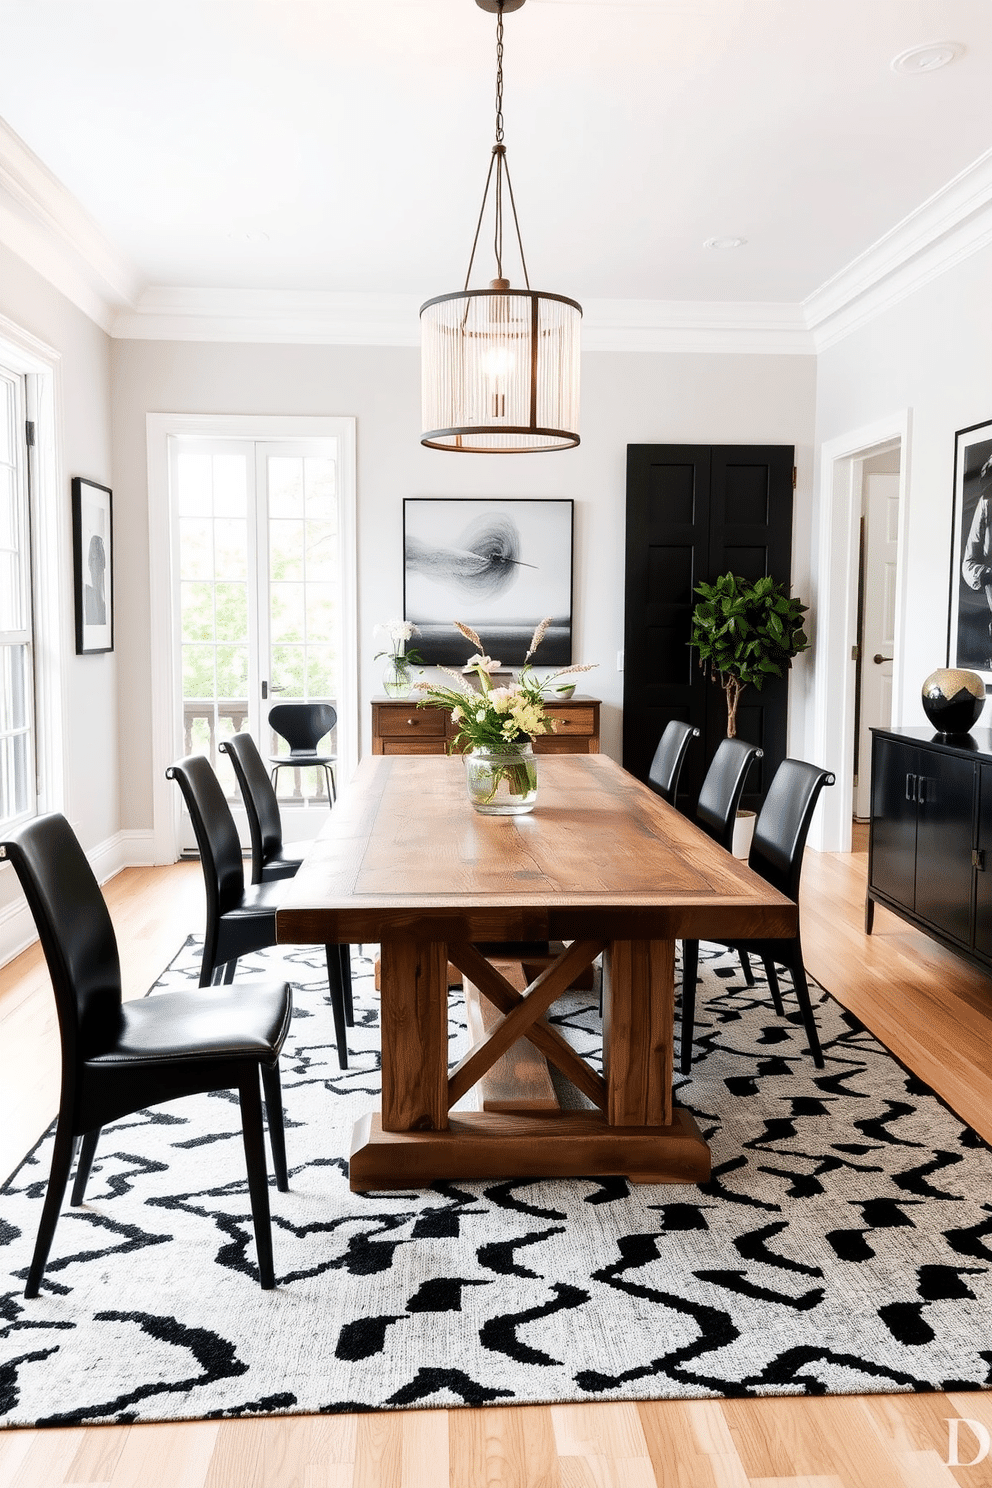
[905,773,916,801]
[873,654,893,665]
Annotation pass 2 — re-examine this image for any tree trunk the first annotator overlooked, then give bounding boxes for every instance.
[724,676,745,738]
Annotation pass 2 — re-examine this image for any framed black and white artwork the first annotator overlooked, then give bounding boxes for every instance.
[403,497,573,666]
[72,476,114,654]
[948,418,992,678]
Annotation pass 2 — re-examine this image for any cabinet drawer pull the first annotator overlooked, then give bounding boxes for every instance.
[974,850,985,871]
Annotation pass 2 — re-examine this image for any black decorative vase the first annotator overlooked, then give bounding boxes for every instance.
[921,668,985,734]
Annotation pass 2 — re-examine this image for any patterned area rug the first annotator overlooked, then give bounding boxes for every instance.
[2,939,992,1428]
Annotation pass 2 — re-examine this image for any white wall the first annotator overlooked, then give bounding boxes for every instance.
[815,243,992,731]
[0,243,116,926]
[111,336,817,832]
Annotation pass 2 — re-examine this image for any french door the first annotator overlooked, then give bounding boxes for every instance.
[171,436,346,853]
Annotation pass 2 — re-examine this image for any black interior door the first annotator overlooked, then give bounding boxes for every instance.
[623,444,795,813]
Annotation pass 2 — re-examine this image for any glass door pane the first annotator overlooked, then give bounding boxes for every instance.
[260,445,339,812]
[175,443,254,848]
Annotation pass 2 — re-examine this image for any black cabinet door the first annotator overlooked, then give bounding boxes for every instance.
[623,444,794,812]
[915,752,975,945]
[869,735,919,914]
[973,765,992,960]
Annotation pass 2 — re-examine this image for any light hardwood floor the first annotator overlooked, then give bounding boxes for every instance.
[2,837,992,1488]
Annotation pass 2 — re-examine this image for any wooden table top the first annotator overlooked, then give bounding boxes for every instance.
[275,753,797,945]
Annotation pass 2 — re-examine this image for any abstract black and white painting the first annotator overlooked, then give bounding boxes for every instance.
[403,498,573,665]
[948,418,992,678]
[71,476,114,654]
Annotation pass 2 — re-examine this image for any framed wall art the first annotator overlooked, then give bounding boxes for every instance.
[948,419,992,679]
[403,497,573,666]
[72,476,114,654]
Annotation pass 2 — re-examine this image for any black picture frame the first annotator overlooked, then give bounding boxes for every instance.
[72,476,114,655]
[403,497,574,666]
[948,419,992,680]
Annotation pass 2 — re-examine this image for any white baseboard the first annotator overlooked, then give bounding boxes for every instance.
[0,827,161,970]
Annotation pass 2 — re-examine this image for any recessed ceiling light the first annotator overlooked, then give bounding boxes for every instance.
[890,41,964,75]
[704,236,746,251]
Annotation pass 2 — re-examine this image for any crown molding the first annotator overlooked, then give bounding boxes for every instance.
[112,286,815,354]
[0,116,141,332]
[805,145,992,351]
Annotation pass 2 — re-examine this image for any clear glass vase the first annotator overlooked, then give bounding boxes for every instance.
[464,743,538,815]
[382,653,412,698]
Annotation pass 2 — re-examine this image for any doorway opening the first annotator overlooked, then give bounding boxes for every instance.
[852,443,901,825]
[810,411,910,854]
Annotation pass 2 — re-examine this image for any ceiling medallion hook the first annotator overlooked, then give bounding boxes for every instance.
[419,0,581,453]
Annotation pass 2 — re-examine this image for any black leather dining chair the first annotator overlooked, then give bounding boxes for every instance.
[695,736,763,852]
[647,720,699,807]
[680,758,835,1075]
[167,753,353,1067]
[0,813,292,1295]
[269,703,337,805]
[220,731,309,885]
[220,730,353,1027]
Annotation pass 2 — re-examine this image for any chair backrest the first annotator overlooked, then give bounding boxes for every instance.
[696,737,764,852]
[268,703,337,754]
[749,758,836,903]
[0,813,122,1063]
[219,732,282,882]
[166,754,245,917]
[647,721,699,805]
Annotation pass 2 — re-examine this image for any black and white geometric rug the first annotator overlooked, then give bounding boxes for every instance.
[2,939,992,1428]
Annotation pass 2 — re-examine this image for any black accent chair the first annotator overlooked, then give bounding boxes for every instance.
[647,720,699,806]
[0,813,292,1296]
[269,703,337,805]
[680,758,836,1075]
[167,754,353,1068]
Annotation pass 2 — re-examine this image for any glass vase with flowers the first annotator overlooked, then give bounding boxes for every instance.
[374,619,424,698]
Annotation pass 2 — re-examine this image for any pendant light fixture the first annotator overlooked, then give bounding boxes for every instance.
[420,0,581,452]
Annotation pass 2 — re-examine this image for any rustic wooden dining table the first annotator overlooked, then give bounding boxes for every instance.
[275,752,797,1191]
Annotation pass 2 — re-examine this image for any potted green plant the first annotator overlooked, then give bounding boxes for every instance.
[689,573,810,854]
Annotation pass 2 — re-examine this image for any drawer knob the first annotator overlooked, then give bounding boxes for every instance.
[407,718,415,726]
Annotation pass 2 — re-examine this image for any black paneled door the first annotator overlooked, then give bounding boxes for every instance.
[623,444,795,813]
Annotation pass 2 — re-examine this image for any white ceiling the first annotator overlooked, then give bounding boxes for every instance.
[0,0,990,331]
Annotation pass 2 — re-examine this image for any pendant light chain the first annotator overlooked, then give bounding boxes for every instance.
[461,0,531,293]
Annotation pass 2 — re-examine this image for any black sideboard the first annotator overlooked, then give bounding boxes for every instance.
[867,725,992,970]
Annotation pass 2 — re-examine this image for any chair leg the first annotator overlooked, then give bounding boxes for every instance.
[762,957,786,1017]
[325,945,349,1070]
[210,960,237,986]
[738,948,755,986]
[324,764,336,805]
[339,944,354,1026]
[788,952,824,1068]
[680,939,700,1075]
[260,1061,289,1193]
[70,1128,100,1207]
[25,1115,77,1298]
[238,1069,276,1289]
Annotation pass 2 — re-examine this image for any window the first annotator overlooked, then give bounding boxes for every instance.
[0,363,35,830]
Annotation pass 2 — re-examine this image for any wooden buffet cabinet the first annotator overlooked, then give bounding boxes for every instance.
[371,695,601,756]
[867,725,992,972]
